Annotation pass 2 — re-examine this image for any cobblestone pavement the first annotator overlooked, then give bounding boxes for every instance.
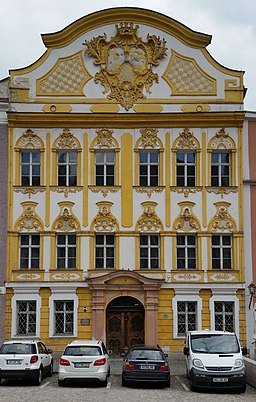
[0,356,256,402]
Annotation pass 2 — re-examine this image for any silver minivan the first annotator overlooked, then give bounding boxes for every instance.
[184,330,247,392]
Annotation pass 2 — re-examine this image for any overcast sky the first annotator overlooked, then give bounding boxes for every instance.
[1,0,255,110]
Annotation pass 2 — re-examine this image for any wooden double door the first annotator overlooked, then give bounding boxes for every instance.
[106,297,144,355]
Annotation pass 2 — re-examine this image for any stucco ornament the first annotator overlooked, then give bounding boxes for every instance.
[94,128,116,149]
[16,202,43,232]
[211,128,234,149]
[56,128,78,149]
[53,202,80,232]
[84,23,167,110]
[137,202,162,232]
[210,202,235,232]
[174,202,200,232]
[93,202,117,232]
[176,128,197,149]
[17,129,42,149]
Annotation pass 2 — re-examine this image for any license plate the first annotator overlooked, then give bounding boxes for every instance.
[213,377,228,383]
[6,360,22,365]
[74,362,90,368]
[140,365,155,370]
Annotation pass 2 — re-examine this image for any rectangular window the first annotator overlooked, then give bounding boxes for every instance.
[95,151,115,186]
[212,234,232,269]
[20,234,40,270]
[211,151,230,186]
[21,151,40,186]
[54,300,74,335]
[176,152,195,186]
[139,151,159,186]
[58,150,77,186]
[140,234,159,269]
[57,234,76,269]
[177,301,197,336]
[177,234,197,269]
[17,301,36,335]
[214,301,234,332]
[95,234,115,269]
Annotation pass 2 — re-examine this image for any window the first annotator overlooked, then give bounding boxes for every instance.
[21,151,40,186]
[58,150,77,186]
[211,151,230,186]
[140,234,159,269]
[95,151,115,186]
[176,152,195,186]
[139,150,159,186]
[177,234,197,269]
[177,301,197,336]
[212,235,232,269]
[20,234,40,270]
[95,234,115,269]
[54,300,74,335]
[56,234,76,269]
[17,301,36,335]
[214,301,234,332]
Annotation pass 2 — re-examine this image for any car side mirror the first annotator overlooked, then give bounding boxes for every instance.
[120,352,126,358]
[241,346,247,356]
[183,346,189,356]
[164,353,168,358]
[47,348,53,354]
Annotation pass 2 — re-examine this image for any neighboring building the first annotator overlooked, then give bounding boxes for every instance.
[4,8,247,353]
[0,78,8,344]
[244,112,256,358]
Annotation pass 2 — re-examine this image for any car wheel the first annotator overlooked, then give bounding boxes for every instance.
[107,367,111,377]
[189,377,197,392]
[48,362,53,377]
[238,386,246,393]
[35,367,43,385]
[58,379,65,387]
[122,375,128,387]
[100,378,108,387]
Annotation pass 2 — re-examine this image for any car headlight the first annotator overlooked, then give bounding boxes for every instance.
[193,358,204,369]
[234,359,243,368]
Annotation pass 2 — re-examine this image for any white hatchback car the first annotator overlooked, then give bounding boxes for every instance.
[0,339,53,385]
[58,340,110,386]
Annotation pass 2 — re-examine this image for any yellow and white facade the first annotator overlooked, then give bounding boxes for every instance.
[5,8,246,352]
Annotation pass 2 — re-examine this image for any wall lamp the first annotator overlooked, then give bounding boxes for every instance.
[248,282,256,309]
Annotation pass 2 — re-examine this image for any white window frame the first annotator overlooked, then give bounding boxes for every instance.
[176,234,197,270]
[212,234,232,270]
[211,150,230,187]
[139,150,159,187]
[210,293,239,336]
[21,150,41,186]
[95,150,115,186]
[56,233,77,269]
[176,151,196,187]
[139,234,160,270]
[57,150,78,186]
[19,233,40,270]
[49,291,78,338]
[172,293,202,339]
[11,291,41,338]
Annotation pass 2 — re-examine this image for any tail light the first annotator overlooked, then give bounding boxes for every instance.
[30,355,39,364]
[59,357,71,366]
[94,358,106,366]
[160,363,169,371]
[124,362,135,370]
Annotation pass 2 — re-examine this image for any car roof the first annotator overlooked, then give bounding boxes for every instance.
[188,330,236,336]
[3,339,41,344]
[66,340,103,347]
[128,345,162,351]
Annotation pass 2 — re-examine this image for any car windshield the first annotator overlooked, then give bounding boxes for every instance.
[129,349,164,360]
[64,346,102,356]
[0,343,36,354]
[190,334,240,354]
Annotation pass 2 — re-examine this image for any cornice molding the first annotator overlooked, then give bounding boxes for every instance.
[7,111,245,128]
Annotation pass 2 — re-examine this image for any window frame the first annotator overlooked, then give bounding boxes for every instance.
[19,233,40,270]
[49,293,78,338]
[211,150,230,187]
[95,234,115,270]
[20,150,41,187]
[172,294,202,339]
[53,300,74,336]
[214,301,235,332]
[11,294,41,338]
[57,150,78,187]
[139,150,159,187]
[176,151,196,187]
[176,234,197,270]
[56,233,77,270]
[139,234,160,270]
[211,234,232,270]
[95,150,115,186]
[210,294,239,336]
[16,300,37,336]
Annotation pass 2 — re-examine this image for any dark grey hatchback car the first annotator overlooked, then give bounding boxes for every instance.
[121,346,170,387]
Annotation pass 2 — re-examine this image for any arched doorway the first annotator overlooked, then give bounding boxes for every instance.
[106,296,145,355]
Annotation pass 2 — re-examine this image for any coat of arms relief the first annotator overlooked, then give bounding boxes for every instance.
[84,23,167,110]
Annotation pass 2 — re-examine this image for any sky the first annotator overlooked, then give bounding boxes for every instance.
[1,0,255,110]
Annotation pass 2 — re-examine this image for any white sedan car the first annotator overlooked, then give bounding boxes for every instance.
[0,339,53,385]
[58,340,110,386]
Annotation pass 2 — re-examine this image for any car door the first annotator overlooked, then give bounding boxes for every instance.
[37,342,51,374]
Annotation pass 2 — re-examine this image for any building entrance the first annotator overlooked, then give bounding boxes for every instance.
[106,296,144,355]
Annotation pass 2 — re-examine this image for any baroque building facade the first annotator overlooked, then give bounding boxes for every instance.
[4,8,247,353]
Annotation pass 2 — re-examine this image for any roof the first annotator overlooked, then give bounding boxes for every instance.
[188,330,236,336]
